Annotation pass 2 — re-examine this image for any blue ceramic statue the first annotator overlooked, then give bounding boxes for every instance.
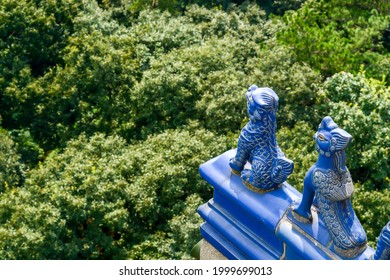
[198,105,390,259]
[198,95,390,259]
[229,85,294,192]
[373,222,390,260]
[294,116,367,258]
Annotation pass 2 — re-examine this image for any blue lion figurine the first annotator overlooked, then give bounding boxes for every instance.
[229,85,294,192]
[374,222,390,260]
[294,116,367,258]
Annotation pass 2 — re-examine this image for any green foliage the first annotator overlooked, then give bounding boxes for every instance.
[0,129,229,259]
[128,194,204,259]
[133,36,247,137]
[131,0,180,13]
[354,185,390,248]
[0,0,80,77]
[1,2,322,148]
[277,0,390,81]
[124,0,238,16]
[0,129,24,192]
[0,0,81,127]
[0,0,388,259]
[1,1,141,150]
[272,0,305,15]
[132,5,321,138]
[9,129,44,167]
[277,122,317,192]
[248,43,323,128]
[321,71,390,191]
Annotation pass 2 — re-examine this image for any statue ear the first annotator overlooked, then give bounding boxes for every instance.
[331,128,352,150]
[252,88,278,110]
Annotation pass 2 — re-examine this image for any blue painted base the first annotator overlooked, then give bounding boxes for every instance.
[198,149,375,260]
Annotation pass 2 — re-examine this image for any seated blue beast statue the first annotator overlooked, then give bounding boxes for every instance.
[293,116,367,258]
[229,85,294,192]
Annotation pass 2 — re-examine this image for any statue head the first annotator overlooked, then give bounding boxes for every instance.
[246,85,279,123]
[315,116,352,173]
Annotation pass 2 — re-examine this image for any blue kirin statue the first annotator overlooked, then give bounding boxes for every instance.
[294,116,367,258]
[374,222,390,260]
[229,85,294,192]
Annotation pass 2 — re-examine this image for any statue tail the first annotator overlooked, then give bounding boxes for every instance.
[271,157,294,184]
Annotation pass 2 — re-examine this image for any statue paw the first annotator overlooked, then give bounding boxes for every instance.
[241,169,279,193]
[229,158,244,175]
[241,169,251,181]
[241,169,258,189]
[271,165,282,179]
[292,207,313,223]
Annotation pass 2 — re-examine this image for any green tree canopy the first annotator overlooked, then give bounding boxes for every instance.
[0,0,388,259]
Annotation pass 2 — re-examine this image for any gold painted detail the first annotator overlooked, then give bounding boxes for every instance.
[243,180,281,194]
[334,243,367,259]
[230,168,242,176]
[276,208,341,260]
[291,209,313,224]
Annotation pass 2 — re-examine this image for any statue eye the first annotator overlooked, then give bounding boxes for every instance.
[318,134,326,141]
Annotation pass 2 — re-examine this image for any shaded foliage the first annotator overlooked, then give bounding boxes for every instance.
[0,0,81,128]
[0,130,229,259]
[277,122,317,192]
[277,0,390,81]
[0,129,24,192]
[354,186,390,248]
[1,3,321,149]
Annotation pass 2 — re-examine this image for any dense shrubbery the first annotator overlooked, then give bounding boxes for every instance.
[0,128,25,193]
[354,186,390,247]
[277,0,390,80]
[0,0,388,259]
[0,130,229,259]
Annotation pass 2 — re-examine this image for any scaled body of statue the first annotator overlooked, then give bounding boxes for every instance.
[374,222,390,260]
[294,116,367,258]
[229,85,294,192]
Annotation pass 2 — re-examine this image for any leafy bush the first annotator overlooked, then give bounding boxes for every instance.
[321,71,390,191]
[9,129,44,167]
[132,5,321,138]
[0,0,81,128]
[277,122,317,192]
[0,2,323,148]
[1,2,143,150]
[128,194,205,259]
[272,0,305,15]
[0,129,24,192]
[277,0,390,81]
[0,129,229,259]
[354,186,390,248]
